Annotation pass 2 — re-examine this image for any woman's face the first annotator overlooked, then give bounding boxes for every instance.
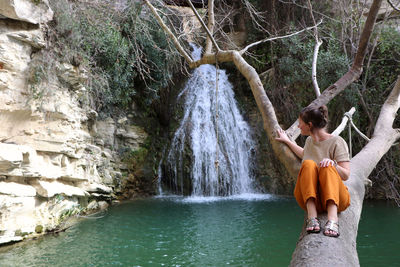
[298,117,312,136]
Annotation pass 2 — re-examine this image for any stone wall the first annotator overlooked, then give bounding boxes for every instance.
[0,0,147,245]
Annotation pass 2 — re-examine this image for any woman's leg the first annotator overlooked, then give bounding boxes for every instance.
[319,165,350,236]
[294,160,320,231]
[318,165,350,212]
[306,198,318,219]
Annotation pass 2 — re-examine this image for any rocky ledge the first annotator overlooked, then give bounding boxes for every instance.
[0,0,148,245]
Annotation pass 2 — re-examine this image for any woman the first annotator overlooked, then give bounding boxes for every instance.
[276,105,350,237]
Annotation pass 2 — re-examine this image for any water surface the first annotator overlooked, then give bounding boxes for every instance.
[0,197,399,266]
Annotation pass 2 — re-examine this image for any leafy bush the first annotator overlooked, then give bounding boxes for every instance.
[47,0,181,114]
[277,34,349,92]
[122,147,149,172]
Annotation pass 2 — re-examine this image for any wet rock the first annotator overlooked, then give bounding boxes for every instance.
[98,201,109,210]
[34,225,43,234]
[86,200,99,211]
[82,182,112,194]
[0,235,23,245]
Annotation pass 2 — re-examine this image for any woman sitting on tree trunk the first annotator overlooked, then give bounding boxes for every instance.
[276,105,350,237]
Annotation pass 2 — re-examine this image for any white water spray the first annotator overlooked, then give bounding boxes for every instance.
[161,44,256,196]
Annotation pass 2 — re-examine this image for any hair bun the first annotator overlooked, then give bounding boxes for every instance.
[299,105,329,130]
[318,105,328,118]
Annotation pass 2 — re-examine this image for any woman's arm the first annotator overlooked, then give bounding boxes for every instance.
[336,161,350,181]
[319,159,350,181]
[275,129,304,159]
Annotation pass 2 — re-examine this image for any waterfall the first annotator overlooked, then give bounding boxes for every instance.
[161,44,256,196]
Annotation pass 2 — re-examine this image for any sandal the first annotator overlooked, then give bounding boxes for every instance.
[306,217,321,233]
[324,220,340,238]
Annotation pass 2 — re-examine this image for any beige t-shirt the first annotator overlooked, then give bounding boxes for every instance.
[303,135,350,164]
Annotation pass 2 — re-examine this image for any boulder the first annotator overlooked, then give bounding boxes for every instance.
[82,182,112,194]
[86,200,99,211]
[0,0,53,24]
[98,201,109,210]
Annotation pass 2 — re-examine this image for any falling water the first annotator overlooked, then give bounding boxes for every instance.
[161,44,256,196]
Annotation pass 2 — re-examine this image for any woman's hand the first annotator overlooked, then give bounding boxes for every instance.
[275,129,291,144]
[319,158,336,168]
[275,128,304,159]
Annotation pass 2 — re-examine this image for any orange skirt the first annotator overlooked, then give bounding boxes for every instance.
[294,160,350,212]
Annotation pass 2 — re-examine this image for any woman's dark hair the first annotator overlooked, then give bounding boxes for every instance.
[299,105,329,129]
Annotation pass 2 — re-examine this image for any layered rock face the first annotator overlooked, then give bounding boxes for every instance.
[0,0,147,245]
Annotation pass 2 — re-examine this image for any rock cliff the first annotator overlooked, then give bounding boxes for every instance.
[0,0,147,245]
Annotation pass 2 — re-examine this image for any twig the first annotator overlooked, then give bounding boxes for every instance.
[186,0,220,52]
[240,20,322,54]
[143,0,193,64]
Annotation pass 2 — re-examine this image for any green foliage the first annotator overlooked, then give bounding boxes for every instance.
[26,50,57,105]
[27,64,46,101]
[277,35,349,91]
[364,26,400,97]
[122,147,149,171]
[48,0,181,114]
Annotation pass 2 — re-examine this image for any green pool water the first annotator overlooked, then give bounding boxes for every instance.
[0,195,399,266]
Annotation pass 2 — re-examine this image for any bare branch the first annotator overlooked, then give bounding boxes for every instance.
[332,107,356,136]
[143,0,193,64]
[307,0,322,97]
[311,39,322,97]
[240,0,270,34]
[279,0,341,23]
[387,0,400,11]
[205,0,215,53]
[185,0,220,52]
[240,21,322,54]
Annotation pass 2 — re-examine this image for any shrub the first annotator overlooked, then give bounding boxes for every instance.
[47,0,181,114]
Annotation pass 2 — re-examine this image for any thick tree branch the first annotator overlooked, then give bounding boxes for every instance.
[352,0,383,71]
[374,74,400,132]
[230,51,301,178]
[332,107,356,136]
[143,0,193,64]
